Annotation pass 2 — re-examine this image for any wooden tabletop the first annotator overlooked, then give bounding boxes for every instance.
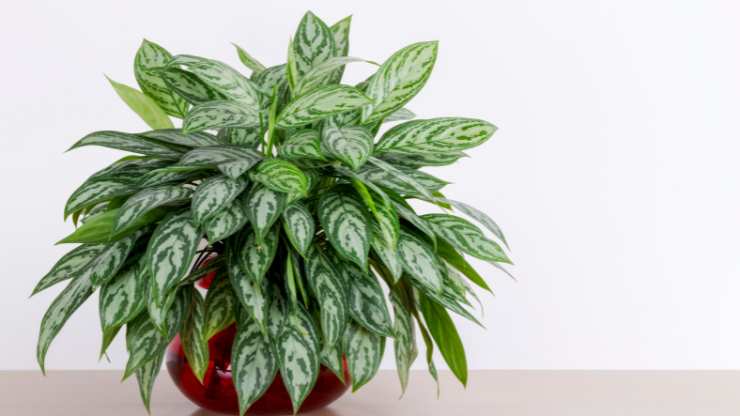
[1,370,739,415]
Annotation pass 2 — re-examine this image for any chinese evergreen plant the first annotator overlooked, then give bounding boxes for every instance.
[32,11,512,415]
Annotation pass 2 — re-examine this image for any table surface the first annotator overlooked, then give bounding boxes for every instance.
[1,370,739,415]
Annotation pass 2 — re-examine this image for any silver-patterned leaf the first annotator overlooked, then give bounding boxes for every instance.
[373,202,400,249]
[145,212,201,306]
[291,11,336,88]
[370,228,403,283]
[362,157,445,199]
[204,199,249,243]
[64,180,136,219]
[320,344,345,383]
[280,130,326,161]
[317,191,370,268]
[137,169,199,188]
[134,39,188,118]
[88,231,142,286]
[228,255,269,332]
[382,151,465,168]
[32,244,104,296]
[135,350,165,412]
[277,305,321,413]
[245,185,287,242]
[141,129,221,147]
[447,199,509,249]
[305,249,348,347]
[282,202,315,256]
[114,186,191,233]
[391,292,417,394]
[251,64,287,96]
[99,262,147,354]
[296,56,366,95]
[361,41,438,123]
[343,321,385,392]
[191,175,246,225]
[340,263,393,337]
[124,314,167,379]
[384,108,416,123]
[320,121,373,170]
[218,127,262,147]
[329,16,352,83]
[181,288,209,382]
[107,78,174,130]
[169,55,263,107]
[68,131,183,159]
[390,200,437,247]
[422,214,510,263]
[266,283,287,340]
[250,159,309,197]
[277,85,371,129]
[232,315,277,416]
[397,231,444,294]
[183,100,261,133]
[233,43,267,73]
[178,145,262,179]
[240,228,279,283]
[375,118,496,155]
[203,275,237,340]
[160,67,224,104]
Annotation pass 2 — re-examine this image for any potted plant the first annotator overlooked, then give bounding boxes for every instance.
[32,10,512,415]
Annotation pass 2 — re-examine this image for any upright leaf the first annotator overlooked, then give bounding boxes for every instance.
[317,191,370,268]
[343,321,385,392]
[232,315,277,416]
[320,121,373,170]
[233,43,267,73]
[329,16,352,82]
[169,55,262,107]
[280,130,326,161]
[191,175,246,225]
[277,85,371,129]
[107,77,174,129]
[276,305,321,413]
[245,185,287,242]
[160,67,224,104]
[291,11,336,87]
[134,39,188,118]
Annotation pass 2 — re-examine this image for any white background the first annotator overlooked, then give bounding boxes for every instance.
[2,0,739,371]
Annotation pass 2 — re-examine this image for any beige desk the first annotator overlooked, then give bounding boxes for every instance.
[1,370,738,415]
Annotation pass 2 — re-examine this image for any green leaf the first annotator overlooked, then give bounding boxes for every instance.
[124,314,168,379]
[191,175,246,225]
[64,180,137,219]
[68,131,184,159]
[343,321,385,392]
[228,253,269,331]
[233,43,267,73]
[134,39,188,118]
[384,108,416,123]
[204,198,249,243]
[145,212,201,306]
[418,291,468,386]
[36,269,95,373]
[245,185,287,242]
[436,239,492,293]
[141,129,221,148]
[340,262,393,337]
[376,117,496,155]
[280,130,326,161]
[321,121,373,170]
[88,231,142,286]
[296,57,368,95]
[276,305,321,413]
[371,228,403,283]
[329,16,353,83]
[232,315,277,416]
[181,288,209,383]
[446,199,509,249]
[389,199,437,247]
[32,244,104,296]
[250,159,309,197]
[373,202,400,249]
[361,41,438,123]
[251,64,288,96]
[183,100,261,133]
[291,11,336,88]
[391,291,417,395]
[423,214,510,263]
[240,228,279,283]
[277,85,371,129]
[397,231,444,294]
[305,248,348,347]
[382,151,465,168]
[114,186,191,233]
[178,145,263,179]
[135,350,165,412]
[282,202,315,256]
[218,127,262,147]
[203,275,237,339]
[99,261,147,354]
[107,77,174,129]
[317,191,370,268]
[57,207,167,245]
[362,157,444,199]
[320,344,345,383]
[169,55,263,107]
[160,67,224,104]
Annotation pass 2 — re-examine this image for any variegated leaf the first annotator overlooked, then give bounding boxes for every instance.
[64,180,136,219]
[266,283,287,340]
[145,212,201,306]
[228,256,269,331]
[373,202,400,249]
[204,275,237,340]
[398,231,444,294]
[447,199,509,249]
[218,127,262,147]
[183,100,261,133]
[277,305,321,413]
[321,121,373,170]
[135,351,165,412]
[305,249,348,347]
[233,43,267,73]
[343,321,385,392]
[296,56,367,95]
[391,291,417,394]
[291,11,336,88]
[384,108,416,123]
[376,118,496,155]
[99,262,147,354]
[363,157,445,199]
[251,64,287,96]
[318,191,370,268]
[114,186,191,232]
[204,199,249,243]
[137,169,199,188]
[146,286,177,333]
[232,315,277,416]
[329,16,352,83]
[240,228,279,283]
[107,77,174,130]
[134,39,188,118]
[32,244,104,295]
[68,131,183,159]
[37,268,95,373]
[436,239,491,292]
[390,200,437,247]
[88,156,169,182]
[250,159,309,197]
[371,229,403,283]
[282,202,315,256]
[382,151,465,168]
[169,55,263,107]
[320,344,345,383]
[88,231,142,286]
[341,263,393,337]
[280,130,326,161]
[191,176,246,225]
[160,67,224,104]
[124,314,167,379]
[141,129,221,147]
[361,41,438,123]
[178,145,262,179]
[422,214,510,263]
[181,288,209,382]
[277,85,371,129]
[246,185,287,242]
[425,282,483,327]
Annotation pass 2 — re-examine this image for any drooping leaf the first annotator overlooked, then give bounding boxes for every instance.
[107,77,174,129]
[114,186,191,233]
[320,121,373,170]
[57,207,166,245]
[305,248,348,347]
[389,199,437,247]
[32,244,104,296]
[277,85,371,129]
[375,118,496,155]
[250,159,309,197]
[276,305,321,413]
[361,157,444,199]
[446,199,509,249]
[423,214,510,263]
[370,228,403,283]
[280,130,326,161]
[169,55,263,107]
[361,41,438,123]
[290,11,336,88]
[384,108,416,123]
[320,344,345,383]
[372,202,400,249]
[123,314,167,379]
[343,321,385,392]
[64,180,137,219]
[183,100,261,133]
[141,129,221,148]
[245,185,287,242]
[397,231,444,294]
[99,261,147,355]
[134,39,188,118]
[68,131,184,159]
[204,198,249,243]
[317,191,370,268]
[135,350,165,412]
[282,202,315,256]
[232,314,277,416]
[180,288,209,382]
[203,275,237,340]
[391,291,417,395]
[418,291,468,386]
[436,239,492,293]
[340,262,393,337]
[191,175,246,225]
[178,145,262,179]
[240,228,279,283]
[233,43,267,73]
[228,254,269,332]
[88,231,143,286]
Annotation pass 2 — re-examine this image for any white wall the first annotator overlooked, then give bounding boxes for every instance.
[2,0,739,371]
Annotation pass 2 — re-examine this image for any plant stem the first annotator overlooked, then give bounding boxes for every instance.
[264,86,279,157]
